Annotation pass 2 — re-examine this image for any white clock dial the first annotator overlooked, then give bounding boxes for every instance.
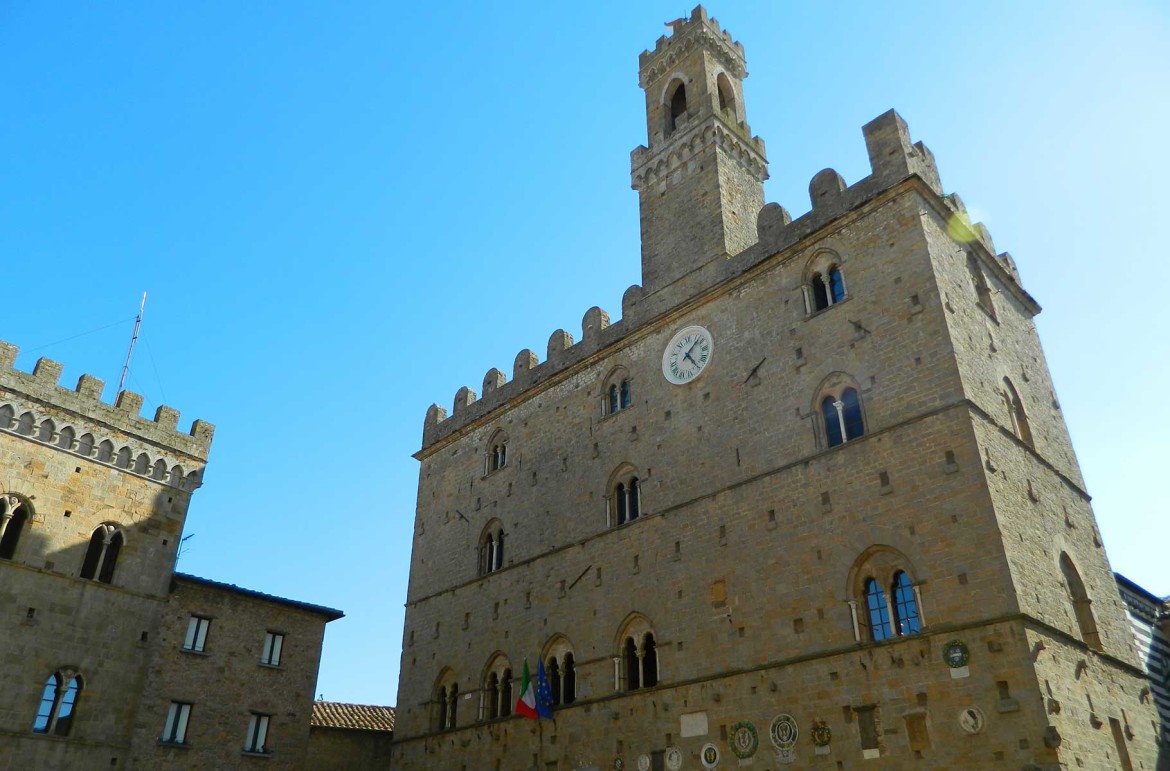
[662,325,714,385]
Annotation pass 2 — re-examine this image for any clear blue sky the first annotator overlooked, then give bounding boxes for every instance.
[2,2,1167,705]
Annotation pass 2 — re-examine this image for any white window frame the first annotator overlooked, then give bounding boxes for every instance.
[260,632,284,666]
[244,713,271,754]
[183,616,211,652]
[162,702,192,744]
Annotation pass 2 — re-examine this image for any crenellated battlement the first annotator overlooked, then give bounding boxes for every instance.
[638,6,745,87]
[0,339,214,463]
[420,109,1030,453]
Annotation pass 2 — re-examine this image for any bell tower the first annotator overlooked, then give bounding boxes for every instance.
[631,6,768,294]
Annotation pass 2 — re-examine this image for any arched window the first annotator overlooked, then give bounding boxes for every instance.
[617,617,659,692]
[17,412,35,436]
[37,418,55,443]
[486,673,500,719]
[667,80,687,133]
[97,440,114,463]
[716,72,735,115]
[642,632,658,688]
[0,404,13,430]
[80,524,123,584]
[968,254,997,320]
[485,430,509,474]
[1002,378,1033,448]
[1060,553,1102,650]
[57,426,75,450]
[604,368,633,416]
[0,494,30,561]
[76,433,95,456]
[543,637,576,707]
[434,671,459,731]
[481,655,512,721]
[134,453,150,475]
[610,468,643,527]
[152,459,168,480]
[891,571,921,636]
[849,547,925,643]
[115,447,131,469]
[804,252,848,313]
[479,522,505,576]
[624,637,640,691]
[820,385,865,448]
[864,578,893,642]
[32,671,82,736]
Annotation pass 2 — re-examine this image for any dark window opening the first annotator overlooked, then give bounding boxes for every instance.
[667,82,687,133]
[437,686,448,730]
[0,496,29,560]
[624,637,640,691]
[487,674,499,719]
[548,657,562,706]
[499,669,512,717]
[563,653,576,704]
[642,632,658,688]
[80,525,123,584]
[812,273,830,311]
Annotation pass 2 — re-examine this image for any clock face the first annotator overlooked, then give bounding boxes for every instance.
[662,325,714,385]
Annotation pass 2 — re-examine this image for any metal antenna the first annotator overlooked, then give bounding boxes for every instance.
[117,292,147,394]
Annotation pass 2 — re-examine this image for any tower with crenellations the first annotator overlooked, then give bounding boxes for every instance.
[391,7,1164,770]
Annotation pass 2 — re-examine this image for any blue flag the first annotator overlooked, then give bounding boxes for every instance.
[535,657,554,719]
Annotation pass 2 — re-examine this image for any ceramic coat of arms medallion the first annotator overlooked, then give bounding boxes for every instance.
[769,713,798,764]
[730,721,759,759]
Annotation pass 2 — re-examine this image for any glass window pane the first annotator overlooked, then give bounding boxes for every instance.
[32,676,58,733]
[53,677,80,736]
[865,578,892,641]
[892,572,921,635]
[842,388,864,440]
[822,397,843,447]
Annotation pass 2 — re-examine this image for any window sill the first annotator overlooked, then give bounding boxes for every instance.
[180,648,209,656]
[804,295,852,320]
[258,662,283,670]
[599,404,636,423]
[158,740,190,749]
[242,750,273,759]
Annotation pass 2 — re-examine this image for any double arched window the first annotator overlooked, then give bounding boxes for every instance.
[616,616,659,692]
[481,655,513,720]
[804,251,848,314]
[849,548,924,643]
[544,636,577,707]
[820,387,865,448]
[33,671,82,736]
[0,494,30,561]
[479,522,505,576]
[434,671,459,731]
[863,571,921,641]
[609,468,642,526]
[80,524,123,584]
[608,380,632,415]
[485,431,508,474]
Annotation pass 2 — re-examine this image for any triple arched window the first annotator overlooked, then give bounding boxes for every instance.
[80,524,123,584]
[479,523,505,576]
[0,494,30,561]
[33,671,83,736]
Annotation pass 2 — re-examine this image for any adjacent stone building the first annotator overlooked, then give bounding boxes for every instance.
[392,6,1164,770]
[0,340,343,770]
[1117,573,1170,764]
[307,701,395,770]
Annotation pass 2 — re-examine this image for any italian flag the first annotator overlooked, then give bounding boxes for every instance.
[514,660,539,719]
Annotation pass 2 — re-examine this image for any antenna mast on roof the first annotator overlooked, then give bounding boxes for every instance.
[117,291,147,394]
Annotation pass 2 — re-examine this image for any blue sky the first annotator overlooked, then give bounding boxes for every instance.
[2,2,1167,705]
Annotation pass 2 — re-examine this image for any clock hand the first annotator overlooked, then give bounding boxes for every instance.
[684,350,698,366]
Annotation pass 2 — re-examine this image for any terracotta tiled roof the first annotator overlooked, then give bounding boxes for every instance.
[311,702,395,732]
